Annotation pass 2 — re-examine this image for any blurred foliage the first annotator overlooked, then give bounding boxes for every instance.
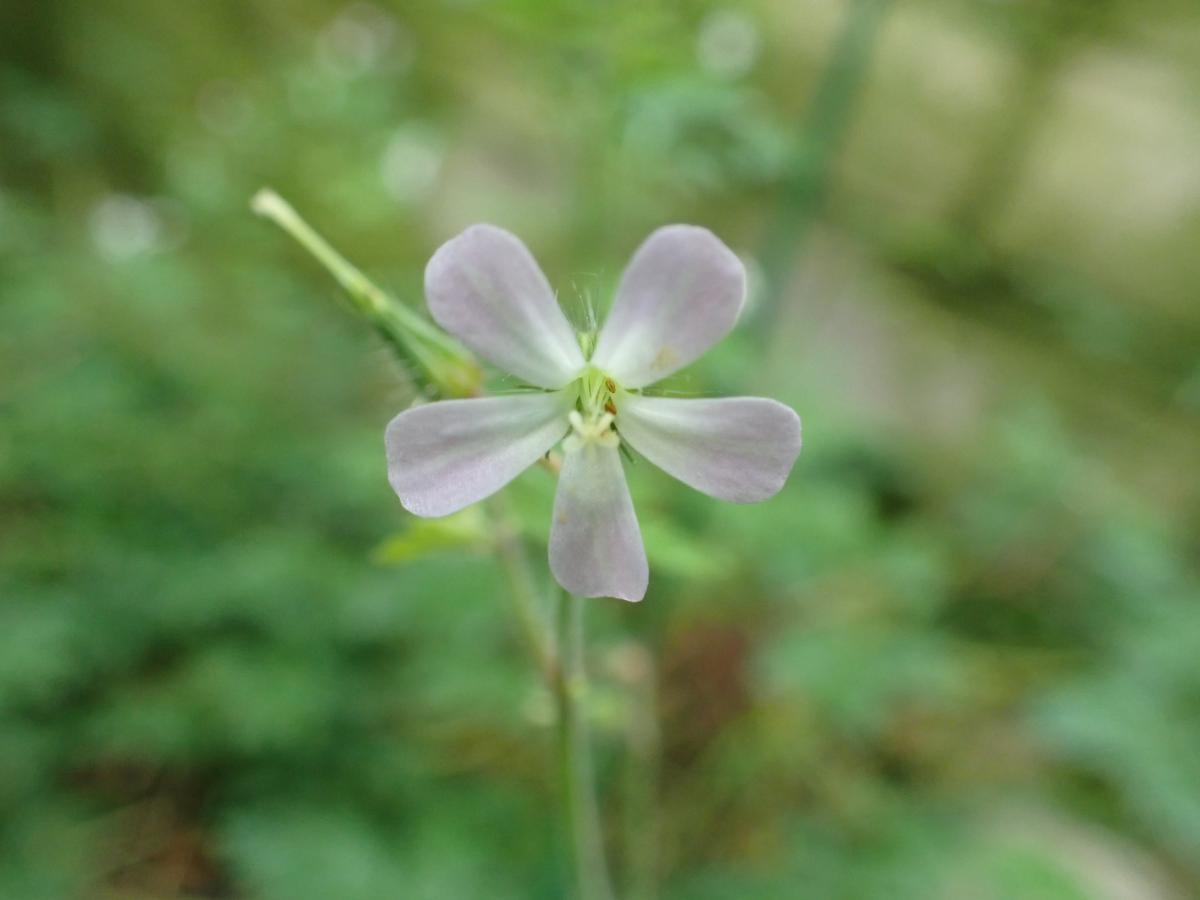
[3,0,1200,898]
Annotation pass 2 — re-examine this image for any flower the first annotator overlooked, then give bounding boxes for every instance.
[385,224,801,602]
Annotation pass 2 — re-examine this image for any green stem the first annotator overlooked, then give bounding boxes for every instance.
[251,188,481,397]
[555,592,616,900]
[487,495,554,681]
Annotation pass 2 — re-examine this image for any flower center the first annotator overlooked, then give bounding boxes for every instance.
[565,410,618,451]
[564,366,621,451]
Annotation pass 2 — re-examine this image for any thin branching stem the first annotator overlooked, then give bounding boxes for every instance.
[487,494,554,680]
[254,190,613,899]
[251,188,480,397]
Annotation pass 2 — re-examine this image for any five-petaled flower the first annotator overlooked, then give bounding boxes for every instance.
[386,225,801,602]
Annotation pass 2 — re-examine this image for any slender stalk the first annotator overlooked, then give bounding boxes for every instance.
[254,190,608,898]
[490,525,615,900]
[555,592,616,900]
[487,495,554,681]
[251,188,481,398]
[621,644,660,900]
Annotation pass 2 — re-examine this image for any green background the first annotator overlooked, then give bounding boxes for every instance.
[3,0,1200,897]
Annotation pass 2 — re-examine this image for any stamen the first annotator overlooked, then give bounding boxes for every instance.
[565,407,619,451]
[563,368,622,451]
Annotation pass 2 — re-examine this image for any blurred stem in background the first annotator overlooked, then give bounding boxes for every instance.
[756,0,892,337]
[556,590,617,900]
[489,493,555,681]
[619,643,660,900]
[252,191,615,900]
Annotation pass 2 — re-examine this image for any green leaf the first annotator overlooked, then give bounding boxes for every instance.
[370,508,489,565]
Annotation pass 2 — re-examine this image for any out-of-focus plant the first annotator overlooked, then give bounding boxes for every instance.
[253,190,801,899]
[4,0,1200,897]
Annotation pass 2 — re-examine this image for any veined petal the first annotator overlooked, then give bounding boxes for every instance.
[616,395,801,503]
[549,443,648,602]
[591,225,745,388]
[386,393,568,517]
[425,225,585,388]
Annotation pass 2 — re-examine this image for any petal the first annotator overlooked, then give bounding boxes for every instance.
[386,393,568,517]
[616,395,801,503]
[425,225,585,388]
[591,225,745,388]
[549,443,648,602]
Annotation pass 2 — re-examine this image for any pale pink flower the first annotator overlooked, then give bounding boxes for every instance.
[386,225,801,601]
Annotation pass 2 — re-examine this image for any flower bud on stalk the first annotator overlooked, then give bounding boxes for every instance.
[251,188,482,399]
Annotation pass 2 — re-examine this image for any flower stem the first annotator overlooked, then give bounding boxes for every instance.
[555,591,616,900]
[487,495,554,681]
[489,517,615,900]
